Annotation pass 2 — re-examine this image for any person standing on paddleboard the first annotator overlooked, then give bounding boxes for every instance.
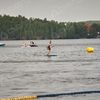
[47,40,54,55]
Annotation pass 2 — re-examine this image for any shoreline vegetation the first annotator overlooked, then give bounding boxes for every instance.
[0,15,100,40]
[0,37,100,41]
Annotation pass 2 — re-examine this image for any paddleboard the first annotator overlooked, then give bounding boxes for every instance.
[44,54,57,56]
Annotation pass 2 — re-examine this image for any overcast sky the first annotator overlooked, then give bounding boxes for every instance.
[0,0,100,22]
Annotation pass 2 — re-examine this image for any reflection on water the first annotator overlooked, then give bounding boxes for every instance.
[0,39,100,100]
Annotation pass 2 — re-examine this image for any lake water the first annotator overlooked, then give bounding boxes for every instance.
[0,39,100,100]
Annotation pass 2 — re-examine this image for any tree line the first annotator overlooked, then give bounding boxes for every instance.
[0,15,100,40]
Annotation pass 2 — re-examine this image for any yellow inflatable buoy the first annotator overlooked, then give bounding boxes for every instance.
[87,47,94,52]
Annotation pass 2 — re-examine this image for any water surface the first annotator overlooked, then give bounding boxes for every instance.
[0,39,100,100]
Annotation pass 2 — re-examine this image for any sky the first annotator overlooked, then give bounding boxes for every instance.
[0,0,100,22]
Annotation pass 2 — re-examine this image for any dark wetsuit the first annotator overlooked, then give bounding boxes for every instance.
[47,44,51,50]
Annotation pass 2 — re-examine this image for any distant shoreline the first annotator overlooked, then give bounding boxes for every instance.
[0,38,100,41]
